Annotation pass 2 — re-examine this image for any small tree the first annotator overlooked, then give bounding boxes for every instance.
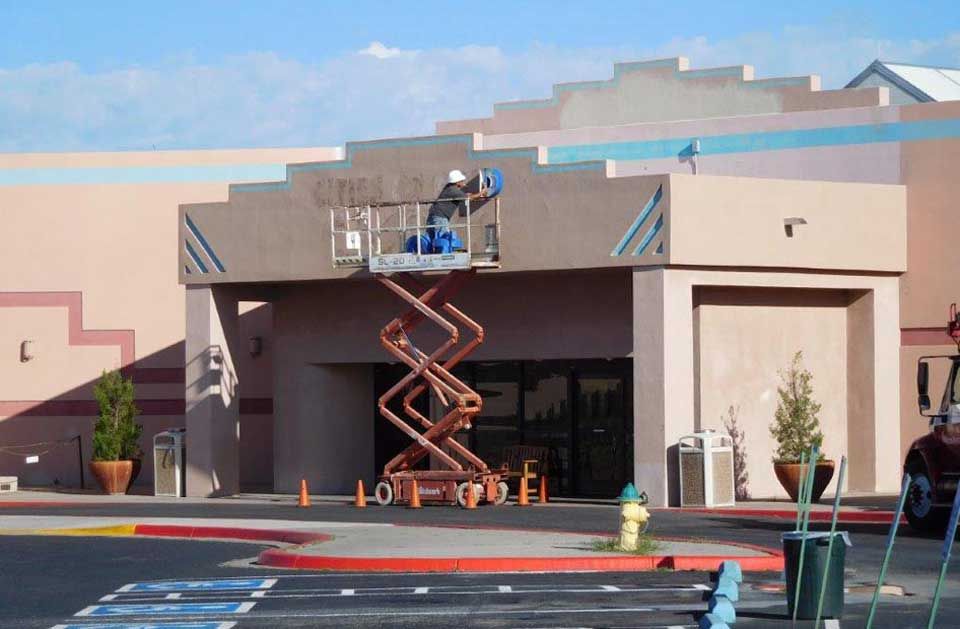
[92,370,142,461]
[722,405,750,500]
[769,351,824,464]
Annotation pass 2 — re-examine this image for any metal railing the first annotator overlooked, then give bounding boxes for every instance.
[329,196,501,272]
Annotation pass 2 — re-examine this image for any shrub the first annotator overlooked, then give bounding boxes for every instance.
[92,370,142,461]
[769,351,824,464]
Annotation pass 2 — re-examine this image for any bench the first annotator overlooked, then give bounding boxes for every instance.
[499,445,553,491]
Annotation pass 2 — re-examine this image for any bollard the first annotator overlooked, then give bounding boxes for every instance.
[698,613,731,629]
[708,594,736,624]
[718,560,743,584]
[354,479,366,508]
[297,479,311,508]
[713,575,739,603]
[409,479,422,509]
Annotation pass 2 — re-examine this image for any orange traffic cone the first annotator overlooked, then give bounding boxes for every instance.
[297,479,311,508]
[409,479,422,509]
[538,475,549,504]
[464,481,477,510]
[354,480,367,508]
[517,476,531,507]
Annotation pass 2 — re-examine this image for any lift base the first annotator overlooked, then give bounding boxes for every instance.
[375,470,508,507]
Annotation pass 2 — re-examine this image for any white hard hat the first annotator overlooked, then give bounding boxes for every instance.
[448,169,467,184]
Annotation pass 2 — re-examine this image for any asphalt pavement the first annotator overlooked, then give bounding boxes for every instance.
[1,498,959,627]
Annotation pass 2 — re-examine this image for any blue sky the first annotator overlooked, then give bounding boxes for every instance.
[1,1,958,152]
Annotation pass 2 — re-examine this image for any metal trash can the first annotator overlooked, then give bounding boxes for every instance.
[782,531,851,619]
[153,428,186,497]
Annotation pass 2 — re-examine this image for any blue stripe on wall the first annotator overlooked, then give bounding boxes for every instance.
[610,185,662,256]
[548,118,960,164]
[184,241,208,273]
[0,164,288,186]
[632,215,664,256]
[184,214,226,272]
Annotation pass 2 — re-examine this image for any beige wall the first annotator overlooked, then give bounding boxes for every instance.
[0,147,338,489]
[696,287,849,499]
[634,268,901,505]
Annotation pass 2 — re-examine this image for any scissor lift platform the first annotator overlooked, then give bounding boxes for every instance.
[329,179,505,506]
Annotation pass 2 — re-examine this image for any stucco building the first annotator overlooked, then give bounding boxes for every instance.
[3,56,959,505]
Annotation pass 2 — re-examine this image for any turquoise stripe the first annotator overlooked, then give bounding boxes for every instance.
[184,214,226,272]
[184,241,208,273]
[610,185,662,256]
[632,215,664,256]
[549,118,960,164]
[231,136,604,194]
[0,163,287,186]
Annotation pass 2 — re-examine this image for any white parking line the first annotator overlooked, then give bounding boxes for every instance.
[340,588,355,596]
[498,585,512,593]
[165,592,182,599]
[414,587,429,594]
[251,590,267,598]
[98,594,117,601]
[601,585,621,591]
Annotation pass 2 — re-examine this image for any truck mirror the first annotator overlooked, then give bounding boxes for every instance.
[918,361,929,396]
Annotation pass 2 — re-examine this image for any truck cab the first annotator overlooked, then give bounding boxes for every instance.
[907,351,960,531]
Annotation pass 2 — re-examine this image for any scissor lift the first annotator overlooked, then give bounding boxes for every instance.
[329,171,506,506]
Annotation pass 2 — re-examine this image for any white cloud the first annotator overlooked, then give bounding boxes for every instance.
[0,28,958,152]
[358,41,409,60]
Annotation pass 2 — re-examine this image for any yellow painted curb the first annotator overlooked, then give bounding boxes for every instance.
[0,524,136,537]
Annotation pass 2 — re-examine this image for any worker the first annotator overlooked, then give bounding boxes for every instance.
[427,170,484,252]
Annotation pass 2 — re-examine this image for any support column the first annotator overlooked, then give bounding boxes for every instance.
[185,285,240,497]
[632,268,696,506]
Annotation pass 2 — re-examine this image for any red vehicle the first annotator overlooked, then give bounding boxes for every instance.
[907,304,960,531]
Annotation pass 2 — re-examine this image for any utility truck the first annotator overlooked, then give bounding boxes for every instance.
[909,304,960,531]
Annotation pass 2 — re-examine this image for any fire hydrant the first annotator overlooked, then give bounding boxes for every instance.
[618,482,650,550]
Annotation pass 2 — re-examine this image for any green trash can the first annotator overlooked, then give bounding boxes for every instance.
[782,531,851,620]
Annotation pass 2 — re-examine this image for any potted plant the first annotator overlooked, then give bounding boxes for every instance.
[770,351,835,502]
[90,370,142,495]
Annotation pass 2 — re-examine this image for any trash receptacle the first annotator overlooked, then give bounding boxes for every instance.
[782,531,851,619]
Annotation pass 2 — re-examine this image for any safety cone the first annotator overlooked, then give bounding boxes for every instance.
[409,479,422,509]
[464,481,477,510]
[297,479,311,508]
[538,475,549,503]
[517,476,531,507]
[354,480,367,508]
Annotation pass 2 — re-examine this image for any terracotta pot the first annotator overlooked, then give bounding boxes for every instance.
[126,459,142,493]
[774,460,836,502]
[89,460,133,495]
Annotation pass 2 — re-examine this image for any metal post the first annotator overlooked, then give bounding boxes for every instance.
[792,445,820,623]
[814,455,847,628]
[76,434,85,490]
[465,198,471,257]
[416,203,422,255]
[795,450,808,530]
[866,472,911,628]
[927,480,960,628]
[329,209,336,267]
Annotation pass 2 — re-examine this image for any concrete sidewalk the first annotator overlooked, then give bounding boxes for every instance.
[0,514,783,573]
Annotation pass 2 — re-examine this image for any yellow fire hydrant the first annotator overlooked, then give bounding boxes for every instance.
[618,483,650,551]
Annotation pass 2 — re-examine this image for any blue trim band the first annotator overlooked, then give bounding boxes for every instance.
[632,214,664,256]
[184,214,226,272]
[549,118,960,164]
[0,164,287,186]
[610,185,662,256]
[184,241,208,274]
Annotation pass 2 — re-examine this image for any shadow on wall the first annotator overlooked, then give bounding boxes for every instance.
[0,306,274,492]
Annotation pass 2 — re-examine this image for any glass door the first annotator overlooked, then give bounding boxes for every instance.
[574,361,632,496]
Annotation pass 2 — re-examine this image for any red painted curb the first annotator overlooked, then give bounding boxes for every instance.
[256,552,784,573]
[127,522,783,574]
[663,507,906,524]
